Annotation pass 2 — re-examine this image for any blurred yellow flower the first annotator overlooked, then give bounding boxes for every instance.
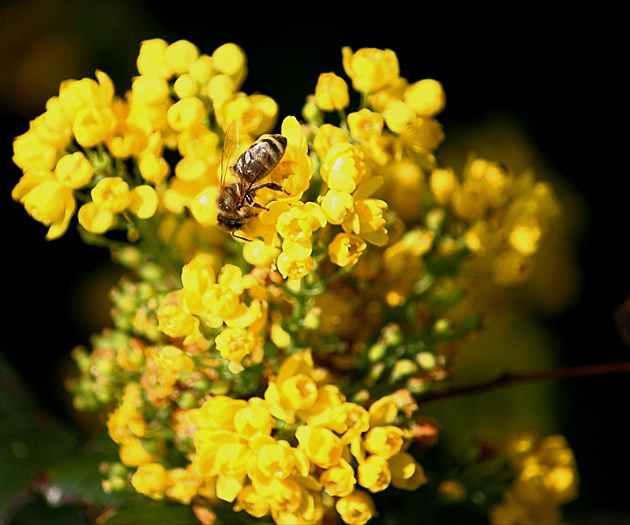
[314,72,350,112]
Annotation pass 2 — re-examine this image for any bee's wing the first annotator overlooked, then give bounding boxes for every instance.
[220,120,239,185]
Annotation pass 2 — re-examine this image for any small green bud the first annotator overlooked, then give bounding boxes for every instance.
[391,358,418,382]
[368,342,387,362]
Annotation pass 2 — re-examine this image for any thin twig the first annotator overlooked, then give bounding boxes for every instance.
[421,361,630,404]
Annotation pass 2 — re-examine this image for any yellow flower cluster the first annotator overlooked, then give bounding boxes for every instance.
[12,39,576,525]
[437,157,561,287]
[11,69,159,238]
[490,433,579,525]
[157,253,267,372]
[10,39,277,243]
[130,350,425,525]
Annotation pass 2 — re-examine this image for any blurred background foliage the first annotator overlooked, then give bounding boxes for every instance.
[1,1,628,523]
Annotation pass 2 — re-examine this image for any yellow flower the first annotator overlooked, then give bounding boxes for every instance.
[335,489,377,525]
[180,253,217,309]
[347,109,383,142]
[175,155,210,183]
[189,185,219,227]
[187,395,247,431]
[131,462,168,500]
[368,395,398,426]
[166,97,206,132]
[276,205,316,242]
[466,157,511,208]
[389,452,427,490]
[279,373,319,412]
[213,439,250,478]
[314,72,350,111]
[212,43,247,88]
[202,283,241,324]
[174,74,199,98]
[192,427,240,477]
[234,402,273,439]
[510,434,578,506]
[320,142,366,193]
[242,239,280,268]
[342,47,399,93]
[137,38,171,78]
[218,93,278,137]
[189,54,213,83]
[275,202,321,269]
[307,401,370,445]
[264,350,319,421]
[320,189,354,225]
[79,176,157,234]
[235,484,270,518]
[58,70,115,121]
[12,170,75,239]
[429,167,457,205]
[30,98,72,150]
[129,185,159,219]
[214,326,259,367]
[275,252,314,280]
[54,152,93,189]
[357,454,391,493]
[165,466,201,505]
[378,160,424,222]
[12,131,58,171]
[351,199,388,246]
[77,201,112,234]
[152,345,194,374]
[341,47,400,93]
[451,179,488,219]
[509,213,543,255]
[91,176,132,213]
[295,424,343,469]
[258,477,304,515]
[491,433,578,524]
[72,106,116,147]
[328,233,366,267]
[382,100,416,134]
[312,123,348,161]
[131,75,170,105]
[363,426,404,459]
[164,39,199,74]
[119,436,157,467]
[106,383,146,441]
[320,458,356,496]
[157,303,202,345]
[256,441,296,480]
[404,79,446,117]
[206,74,236,109]
[138,149,170,184]
[274,116,315,199]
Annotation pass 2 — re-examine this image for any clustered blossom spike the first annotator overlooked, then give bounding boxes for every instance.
[12,39,576,525]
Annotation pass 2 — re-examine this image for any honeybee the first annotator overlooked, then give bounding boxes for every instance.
[216,121,288,238]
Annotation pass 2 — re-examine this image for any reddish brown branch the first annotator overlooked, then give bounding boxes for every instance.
[421,361,630,404]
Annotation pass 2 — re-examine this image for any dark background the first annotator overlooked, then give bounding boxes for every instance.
[1,2,628,522]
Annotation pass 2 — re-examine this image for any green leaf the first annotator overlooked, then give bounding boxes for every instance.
[101,500,198,525]
[4,494,89,525]
[0,354,79,522]
[39,432,130,507]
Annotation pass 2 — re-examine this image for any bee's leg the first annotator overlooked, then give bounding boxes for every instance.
[232,232,252,242]
[250,181,289,195]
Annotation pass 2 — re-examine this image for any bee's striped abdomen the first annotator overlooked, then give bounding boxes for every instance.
[233,135,287,184]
